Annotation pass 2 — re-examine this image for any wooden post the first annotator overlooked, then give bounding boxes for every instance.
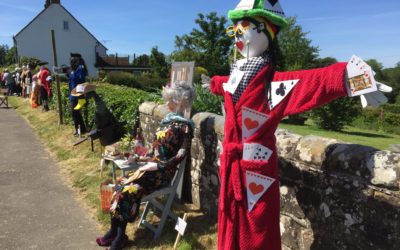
[50,29,63,125]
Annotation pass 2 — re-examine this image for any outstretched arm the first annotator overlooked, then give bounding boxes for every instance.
[272,62,348,117]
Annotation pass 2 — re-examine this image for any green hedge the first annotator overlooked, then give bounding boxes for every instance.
[352,106,400,135]
[49,83,162,132]
[105,71,168,92]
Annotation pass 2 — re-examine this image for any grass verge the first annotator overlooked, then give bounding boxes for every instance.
[8,96,217,250]
[279,120,400,150]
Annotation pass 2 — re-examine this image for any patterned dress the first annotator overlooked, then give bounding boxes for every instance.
[110,117,193,222]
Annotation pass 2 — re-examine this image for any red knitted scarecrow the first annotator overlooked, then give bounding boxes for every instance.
[202,0,393,249]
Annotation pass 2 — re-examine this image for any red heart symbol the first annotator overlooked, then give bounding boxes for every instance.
[236,41,244,51]
[249,182,264,195]
[244,118,259,130]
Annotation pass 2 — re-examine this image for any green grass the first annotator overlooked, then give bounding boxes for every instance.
[8,96,217,250]
[279,120,400,150]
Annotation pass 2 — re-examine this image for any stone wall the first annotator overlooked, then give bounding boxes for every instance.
[139,102,400,250]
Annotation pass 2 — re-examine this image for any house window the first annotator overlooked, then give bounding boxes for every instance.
[63,21,69,30]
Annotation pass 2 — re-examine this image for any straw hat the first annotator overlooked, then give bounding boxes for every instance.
[71,83,96,97]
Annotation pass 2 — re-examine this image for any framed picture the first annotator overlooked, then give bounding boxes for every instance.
[170,61,195,87]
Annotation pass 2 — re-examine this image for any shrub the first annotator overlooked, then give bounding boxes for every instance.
[49,83,162,132]
[309,97,360,131]
[192,83,224,115]
[105,71,142,88]
[352,106,400,135]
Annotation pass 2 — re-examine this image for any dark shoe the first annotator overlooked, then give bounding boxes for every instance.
[122,234,129,246]
[96,236,113,247]
[73,132,79,137]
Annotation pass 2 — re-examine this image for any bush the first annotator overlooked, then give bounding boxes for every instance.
[309,97,360,131]
[105,71,168,92]
[105,71,142,89]
[49,83,162,132]
[192,83,224,115]
[351,106,400,135]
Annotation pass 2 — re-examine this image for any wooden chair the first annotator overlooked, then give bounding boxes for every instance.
[0,89,8,108]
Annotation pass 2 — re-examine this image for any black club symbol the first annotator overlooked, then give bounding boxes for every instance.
[276,82,286,96]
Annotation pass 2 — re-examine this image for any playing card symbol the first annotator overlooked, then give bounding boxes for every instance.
[244,118,259,130]
[230,76,237,84]
[276,82,286,96]
[249,182,264,195]
[268,0,278,6]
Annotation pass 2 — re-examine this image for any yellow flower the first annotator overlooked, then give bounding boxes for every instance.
[122,185,138,194]
[156,130,167,140]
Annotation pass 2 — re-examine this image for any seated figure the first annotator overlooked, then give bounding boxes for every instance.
[96,82,195,250]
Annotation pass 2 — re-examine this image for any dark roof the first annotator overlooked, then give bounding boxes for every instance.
[14,3,107,50]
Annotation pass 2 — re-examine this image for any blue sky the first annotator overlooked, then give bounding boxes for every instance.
[0,0,399,68]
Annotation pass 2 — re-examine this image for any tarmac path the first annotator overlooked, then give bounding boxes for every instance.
[0,108,100,250]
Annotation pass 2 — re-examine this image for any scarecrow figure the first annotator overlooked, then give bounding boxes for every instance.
[202,0,393,249]
[71,83,125,147]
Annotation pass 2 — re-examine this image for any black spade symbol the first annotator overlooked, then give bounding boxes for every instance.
[276,82,286,96]
[268,0,278,6]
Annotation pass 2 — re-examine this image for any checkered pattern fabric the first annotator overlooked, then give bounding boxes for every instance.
[232,51,271,103]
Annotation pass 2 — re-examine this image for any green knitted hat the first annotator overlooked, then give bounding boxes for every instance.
[228,0,289,29]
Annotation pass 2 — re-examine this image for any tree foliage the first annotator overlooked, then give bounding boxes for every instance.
[0,45,16,66]
[171,12,233,76]
[132,54,150,67]
[309,97,361,131]
[276,17,319,71]
[150,46,170,78]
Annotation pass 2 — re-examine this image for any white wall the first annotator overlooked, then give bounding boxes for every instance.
[15,4,107,77]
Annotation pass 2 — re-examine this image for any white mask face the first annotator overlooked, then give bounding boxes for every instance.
[234,20,269,58]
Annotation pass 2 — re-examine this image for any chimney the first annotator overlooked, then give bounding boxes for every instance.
[45,0,61,8]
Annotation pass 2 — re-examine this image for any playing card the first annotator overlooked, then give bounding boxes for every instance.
[246,171,275,212]
[223,68,245,94]
[346,55,377,96]
[269,79,299,110]
[242,106,269,142]
[250,143,273,162]
[243,143,256,161]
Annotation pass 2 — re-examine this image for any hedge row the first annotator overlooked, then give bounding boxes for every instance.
[352,105,400,135]
[48,83,162,133]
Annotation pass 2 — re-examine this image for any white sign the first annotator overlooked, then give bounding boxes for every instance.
[175,217,187,236]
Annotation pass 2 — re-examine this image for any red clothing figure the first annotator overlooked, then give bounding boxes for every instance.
[210,63,348,250]
[39,67,51,97]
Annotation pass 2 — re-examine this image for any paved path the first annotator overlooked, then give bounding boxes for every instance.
[0,108,100,250]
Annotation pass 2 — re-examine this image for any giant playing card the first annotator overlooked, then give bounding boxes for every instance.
[246,171,275,212]
[242,106,269,142]
[269,79,299,110]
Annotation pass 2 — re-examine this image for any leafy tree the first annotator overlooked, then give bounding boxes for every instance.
[309,97,361,131]
[0,44,9,66]
[4,46,16,65]
[312,57,338,68]
[382,62,400,103]
[150,46,170,79]
[171,12,233,76]
[276,17,319,71]
[365,59,387,82]
[132,54,150,67]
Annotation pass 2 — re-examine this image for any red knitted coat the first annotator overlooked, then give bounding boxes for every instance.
[210,63,348,250]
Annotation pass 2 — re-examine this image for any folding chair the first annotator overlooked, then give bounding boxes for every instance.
[137,156,186,240]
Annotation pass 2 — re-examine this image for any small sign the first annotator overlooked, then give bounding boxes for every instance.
[174,217,187,236]
[170,62,195,87]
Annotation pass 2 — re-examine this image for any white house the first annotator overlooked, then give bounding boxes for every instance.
[13,0,107,77]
